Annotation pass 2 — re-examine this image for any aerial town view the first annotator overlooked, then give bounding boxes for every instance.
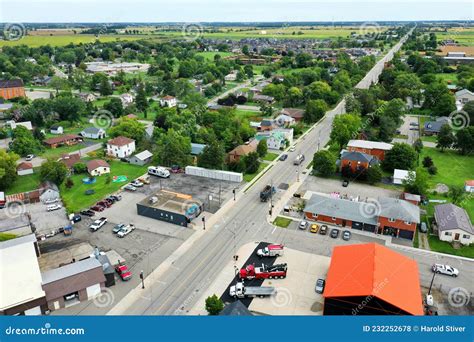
[0,0,472,341]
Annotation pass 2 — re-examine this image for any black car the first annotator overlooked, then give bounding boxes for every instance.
[72,214,82,223]
[110,195,122,201]
[315,278,326,294]
[342,179,349,187]
[319,225,328,235]
[80,210,95,217]
[330,228,340,239]
[279,154,288,161]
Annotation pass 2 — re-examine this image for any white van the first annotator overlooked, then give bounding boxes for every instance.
[148,166,170,178]
[293,154,305,165]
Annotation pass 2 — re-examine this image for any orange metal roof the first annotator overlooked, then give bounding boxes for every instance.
[324,243,424,315]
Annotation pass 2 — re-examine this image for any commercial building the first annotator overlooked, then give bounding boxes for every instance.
[347,140,393,161]
[0,79,26,100]
[137,190,203,227]
[323,243,424,315]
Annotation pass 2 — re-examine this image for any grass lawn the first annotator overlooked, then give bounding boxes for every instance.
[0,233,17,242]
[234,109,262,121]
[243,163,267,182]
[421,135,437,143]
[262,152,279,162]
[427,234,474,258]
[436,73,458,84]
[6,172,41,195]
[0,34,149,47]
[196,51,236,60]
[273,216,292,228]
[41,143,88,159]
[421,147,474,189]
[60,161,148,213]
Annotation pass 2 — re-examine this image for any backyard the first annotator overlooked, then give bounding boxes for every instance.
[6,171,41,195]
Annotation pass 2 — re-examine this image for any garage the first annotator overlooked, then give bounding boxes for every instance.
[362,224,376,233]
[398,229,414,240]
[86,284,102,299]
[352,221,363,230]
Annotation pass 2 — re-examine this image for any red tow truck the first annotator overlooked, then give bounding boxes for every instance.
[239,263,288,280]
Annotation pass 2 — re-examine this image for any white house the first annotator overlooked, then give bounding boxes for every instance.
[80,127,106,140]
[50,125,64,135]
[87,159,110,176]
[119,93,134,107]
[256,128,293,150]
[17,162,34,176]
[6,120,33,131]
[224,71,238,81]
[78,93,97,102]
[159,95,177,108]
[455,89,474,106]
[393,169,414,185]
[39,182,60,203]
[434,203,474,245]
[465,180,474,193]
[274,114,296,127]
[106,136,136,158]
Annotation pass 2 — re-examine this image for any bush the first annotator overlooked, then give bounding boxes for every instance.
[73,162,88,174]
[205,294,224,315]
[427,165,437,175]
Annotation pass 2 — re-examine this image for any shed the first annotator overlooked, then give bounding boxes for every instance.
[129,150,153,166]
[17,162,34,176]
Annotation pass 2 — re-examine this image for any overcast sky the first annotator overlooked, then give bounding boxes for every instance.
[0,0,473,23]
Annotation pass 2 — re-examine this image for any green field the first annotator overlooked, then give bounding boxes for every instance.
[243,163,267,182]
[436,73,458,84]
[196,51,236,60]
[436,28,474,46]
[60,160,148,213]
[6,172,41,195]
[262,152,279,162]
[273,216,292,228]
[0,34,147,47]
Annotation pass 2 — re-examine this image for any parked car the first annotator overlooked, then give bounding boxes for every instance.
[110,195,122,201]
[47,204,62,212]
[117,224,136,238]
[124,184,137,191]
[432,264,459,277]
[310,224,319,233]
[97,200,112,208]
[330,228,340,239]
[289,146,296,152]
[112,223,126,234]
[71,214,82,223]
[137,176,150,184]
[319,225,328,235]
[315,278,326,294]
[105,196,117,203]
[279,154,288,161]
[420,222,428,233]
[131,179,144,187]
[91,205,105,212]
[43,198,59,205]
[80,210,95,217]
[25,154,35,161]
[89,217,107,231]
[342,230,351,241]
[104,198,114,206]
[171,165,184,173]
[115,263,132,281]
[298,220,309,230]
[342,179,349,187]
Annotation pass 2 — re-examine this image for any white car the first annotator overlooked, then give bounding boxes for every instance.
[298,220,308,230]
[432,264,459,277]
[89,217,108,231]
[124,184,137,191]
[25,154,35,161]
[130,180,144,187]
[289,146,296,152]
[47,204,62,211]
[117,224,135,238]
[43,198,59,205]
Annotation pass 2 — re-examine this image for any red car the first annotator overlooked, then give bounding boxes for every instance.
[115,264,132,281]
[91,205,105,212]
[97,200,112,208]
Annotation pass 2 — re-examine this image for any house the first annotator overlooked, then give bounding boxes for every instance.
[119,93,134,107]
[50,125,64,135]
[260,119,275,132]
[6,120,33,131]
[274,114,296,127]
[191,143,206,156]
[227,140,258,163]
[224,72,238,81]
[340,151,378,173]
[393,169,414,185]
[107,136,136,158]
[281,108,305,122]
[0,103,13,112]
[0,235,47,315]
[0,79,26,100]
[80,126,106,140]
[423,116,450,136]
[41,258,106,312]
[256,129,293,150]
[32,76,52,86]
[129,150,153,166]
[78,93,97,103]
[17,162,34,176]
[58,153,81,171]
[434,203,474,245]
[39,181,60,203]
[455,89,474,106]
[465,180,474,193]
[347,140,393,161]
[323,243,423,315]
[159,95,177,108]
[304,193,419,240]
[44,134,82,148]
[87,159,110,176]
[253,94,275,104]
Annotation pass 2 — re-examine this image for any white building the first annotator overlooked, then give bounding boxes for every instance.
[256,128,294,150]
[393,169,414,185]
[6,120,33,131]
[0,235,46,315]
[274,114,296,127]
[455,89,474,108]
[159,95,177,108]
[87,159,111,176]
[106,136,136,158]
[119,93,134,107]
[465,180,474,193]
[434,203,474,245]
[80,127,106,140]
[224,71,238,81]
[17,162,34,176]
[50,125,64,135]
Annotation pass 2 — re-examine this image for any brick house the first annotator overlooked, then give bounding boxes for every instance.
[340,151,378,173]
[227,140,258,163]
[0,79,26,100]
[44,134,83,149]
[346,140,393,161]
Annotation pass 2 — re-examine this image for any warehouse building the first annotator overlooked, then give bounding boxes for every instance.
[323,243,423,315]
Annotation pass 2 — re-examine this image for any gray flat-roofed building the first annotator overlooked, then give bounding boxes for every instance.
[129,150,153,166]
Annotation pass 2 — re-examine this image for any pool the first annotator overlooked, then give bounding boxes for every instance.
[82,177,97,184]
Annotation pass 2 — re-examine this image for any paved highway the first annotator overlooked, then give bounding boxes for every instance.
[107,28,473,315]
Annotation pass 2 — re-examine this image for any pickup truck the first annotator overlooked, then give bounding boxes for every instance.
[260,185,276,202]
[229,282,276,299]
[89,217,108,231]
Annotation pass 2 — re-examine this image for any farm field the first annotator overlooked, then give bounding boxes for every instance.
[0,34,152,47]
[436,27,474,46]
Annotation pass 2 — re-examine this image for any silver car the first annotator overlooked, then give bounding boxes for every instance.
[298,220,309,230]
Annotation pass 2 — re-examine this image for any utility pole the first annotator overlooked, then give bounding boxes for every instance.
[140,270,145,289]
[269,180,274,217]
[202,216,206,230]
[232,188,236,201]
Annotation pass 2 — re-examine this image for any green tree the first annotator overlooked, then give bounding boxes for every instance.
[197,139,225,170]
[40,159,68,186]
[154,129,192,167]
[304,99,327,123]
[256,139,268,158]
[109,117,146,143]
[436,124,455,151]
[0,150,19,191]
[330,114,362,149]
[104,97,124,117]
[403,167,429,196]
[243,152,260,174]
[413,138,423,154]
[366,164,383,185]
[205,294,224,315]
[454,126,474,155]
[382,143,417,172]
[53,95,86,122]
[312,150,336,177]
[99,77,113,96]
[10,126,43,157]
[448,185,466,205]
[135,82,148,112]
